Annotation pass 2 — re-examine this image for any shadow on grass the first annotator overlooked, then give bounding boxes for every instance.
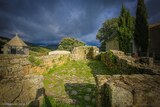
[87,60,117,76]
[29,87,52,107]
[64,83,96,107]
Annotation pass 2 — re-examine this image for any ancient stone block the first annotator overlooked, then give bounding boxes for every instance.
[96,75,160,107]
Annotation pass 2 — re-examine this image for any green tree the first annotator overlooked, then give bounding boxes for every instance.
[58,37,85,51]
[96,18,119,51]
[134,0,149,53]
[117,4,135,53]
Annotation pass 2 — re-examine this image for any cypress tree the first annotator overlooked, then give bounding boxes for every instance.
[118,4,134,53]
[134,0,149,54]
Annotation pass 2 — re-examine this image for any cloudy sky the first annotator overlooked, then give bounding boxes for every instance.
[0,0,159,46]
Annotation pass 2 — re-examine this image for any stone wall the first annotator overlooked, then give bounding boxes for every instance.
[96,50,160,107]
[0,55,45,106]
[100,50,158,75]
[96,75,160,107]
[0,74,44,106]
[71,46,99,60]
[0,55,31,80]
[39,54,71,70]
[0,53,72,78]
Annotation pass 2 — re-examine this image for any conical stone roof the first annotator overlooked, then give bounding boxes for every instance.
[5,34,28,47]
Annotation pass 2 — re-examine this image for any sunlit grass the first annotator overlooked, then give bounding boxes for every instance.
[43,60,120,107]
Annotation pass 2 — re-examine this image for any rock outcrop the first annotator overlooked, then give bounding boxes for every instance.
[96,74,160,107]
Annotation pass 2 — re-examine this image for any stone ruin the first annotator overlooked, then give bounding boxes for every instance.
[0,47,160,107]
[96,50,160,107]
[0,50,73,106]
[71,46,99,60]
[0,55,44,106]
[96,74,160,107]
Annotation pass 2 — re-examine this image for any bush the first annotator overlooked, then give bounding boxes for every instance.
[107,50,117,64]
[58,37,85,51]
[100,51,117,67]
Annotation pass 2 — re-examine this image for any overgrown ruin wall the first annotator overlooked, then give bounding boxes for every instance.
[0,53,71,106]
[96,50,160,107]
[100,50,158,75]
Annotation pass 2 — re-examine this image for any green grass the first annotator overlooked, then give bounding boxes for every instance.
[42,96,78,107]
[28,55,42,66]
[43,59,127,107]
[43,60,120,107]
[47,60,117,76]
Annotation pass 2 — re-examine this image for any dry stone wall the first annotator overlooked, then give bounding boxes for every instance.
[0,55,31,80]
[0,55,45,106]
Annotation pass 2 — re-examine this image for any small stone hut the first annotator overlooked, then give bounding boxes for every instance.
[2,34,29,55]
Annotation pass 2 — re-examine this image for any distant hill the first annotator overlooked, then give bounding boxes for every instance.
[0,36,55,56]
[45,44,58,50]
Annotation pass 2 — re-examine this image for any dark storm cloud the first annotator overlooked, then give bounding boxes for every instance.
[146,0,160,23]
[0,0,159,45]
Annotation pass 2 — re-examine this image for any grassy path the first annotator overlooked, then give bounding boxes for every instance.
[43,60,110,107]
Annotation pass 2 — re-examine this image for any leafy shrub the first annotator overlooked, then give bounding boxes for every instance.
[100,51,117,67]
[58,37,85,51]
[28,55,36,63]
[107,50,117,64]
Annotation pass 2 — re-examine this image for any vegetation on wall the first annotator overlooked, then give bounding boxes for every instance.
[58,37,85,51]
[28,55,42,66]
[29,46,51,56]
[117,4,135,53]
[101,51,117,67]
[134,0,149,53]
